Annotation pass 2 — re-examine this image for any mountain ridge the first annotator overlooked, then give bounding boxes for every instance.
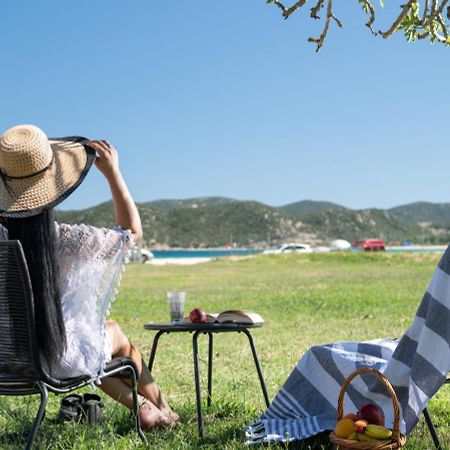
[55,198,450,247]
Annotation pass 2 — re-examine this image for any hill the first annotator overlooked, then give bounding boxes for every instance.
[300,208,426,243]
[56,200,316,248]
[56,197,436,247]
[278,200,347,216]
[144,197,237,211]
[389,202,450,224]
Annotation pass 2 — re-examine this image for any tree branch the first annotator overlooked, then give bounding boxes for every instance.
[282,0,308,18]
[269,0,288,14]
[379,0,417,39]
[423,0,430,20]
[437,13,449,37]
[359,0,377,35]
[308,0,335,51]
[331,13,343,27]
[266,0,450,50]
[311,0,325,19]
[437,0,449,15]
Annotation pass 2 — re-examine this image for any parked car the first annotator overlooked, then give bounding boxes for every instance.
[130,246,155,262]
[330,239,352,250]
[265,243,313,254]
[141,248,154,262]
[352,239,385,252]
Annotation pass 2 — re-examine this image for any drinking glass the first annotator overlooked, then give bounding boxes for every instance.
[167,291,185,322]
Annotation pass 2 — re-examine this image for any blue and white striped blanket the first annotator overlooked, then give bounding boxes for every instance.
[246,246,450,444]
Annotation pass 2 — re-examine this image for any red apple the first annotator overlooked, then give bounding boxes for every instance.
[355,403,385,426]
[189,307,207,324]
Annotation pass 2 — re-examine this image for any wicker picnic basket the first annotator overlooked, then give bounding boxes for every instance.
[329,367,406,450]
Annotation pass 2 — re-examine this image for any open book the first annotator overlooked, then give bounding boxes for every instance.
[182,310,264,325]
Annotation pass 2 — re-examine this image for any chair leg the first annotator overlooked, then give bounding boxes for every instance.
[423,407,443,450]
[128,366,148,445]
[25,382,48,450]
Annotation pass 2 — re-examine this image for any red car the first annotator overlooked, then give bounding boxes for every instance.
[352,239,385,251]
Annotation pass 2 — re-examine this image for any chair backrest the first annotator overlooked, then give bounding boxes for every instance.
[0,240,41,380]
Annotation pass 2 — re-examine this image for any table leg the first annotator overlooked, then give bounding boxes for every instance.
[192,330,204,439]
[242,329,270,408]
[207,332,213,406]
[148,330,167,372]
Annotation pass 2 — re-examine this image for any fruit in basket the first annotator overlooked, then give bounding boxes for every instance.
[355,403,385,426]
[343,412,357,420]
[189,307,207,323]
[334,418,355,438]
[356,432,380,442]
[365,424,392,439]
[347,432,357,440]
[353,419,368,433]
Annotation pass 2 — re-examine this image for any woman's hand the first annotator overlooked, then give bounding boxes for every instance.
[87,140,120,181]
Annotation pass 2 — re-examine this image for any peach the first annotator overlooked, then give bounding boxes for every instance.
[353,419,368,433]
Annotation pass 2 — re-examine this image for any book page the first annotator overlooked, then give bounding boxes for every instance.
[217,310,264,324]
[205,313,219,323]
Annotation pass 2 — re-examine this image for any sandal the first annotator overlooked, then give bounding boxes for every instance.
[58,394,83,423]
[81,393,104,425]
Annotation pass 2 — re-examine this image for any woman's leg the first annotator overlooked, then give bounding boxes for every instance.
[100,320,179,425]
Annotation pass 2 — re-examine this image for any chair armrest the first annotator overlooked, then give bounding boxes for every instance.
[104,357,139,379]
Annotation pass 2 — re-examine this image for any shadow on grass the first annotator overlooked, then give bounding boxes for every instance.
[197,425,333,449]
[284,432,333,450]
[0,430,29,450]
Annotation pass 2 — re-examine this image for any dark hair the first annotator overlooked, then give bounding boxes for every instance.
[6,209,66,369]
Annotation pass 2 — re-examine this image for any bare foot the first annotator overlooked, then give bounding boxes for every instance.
[162,408,181,425]
[139,400,172,430]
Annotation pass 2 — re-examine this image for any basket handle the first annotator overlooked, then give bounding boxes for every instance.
[337,367,402,443]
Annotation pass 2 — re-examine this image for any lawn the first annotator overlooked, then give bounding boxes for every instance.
[1,252,449,449]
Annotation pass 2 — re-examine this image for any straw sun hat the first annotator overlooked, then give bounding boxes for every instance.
[0,124,96,217]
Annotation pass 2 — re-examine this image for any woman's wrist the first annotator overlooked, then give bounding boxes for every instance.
[104,168,123,185]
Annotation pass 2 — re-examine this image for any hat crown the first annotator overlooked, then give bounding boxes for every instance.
[0,125,53,178]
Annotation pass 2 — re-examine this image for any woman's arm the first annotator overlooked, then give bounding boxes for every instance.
[87,140,143,243]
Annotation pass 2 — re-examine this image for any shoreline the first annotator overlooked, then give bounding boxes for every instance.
[142,244,449,265]
[147,257,213,265]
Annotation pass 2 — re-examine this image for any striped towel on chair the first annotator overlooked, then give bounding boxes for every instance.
[246,246,450,444]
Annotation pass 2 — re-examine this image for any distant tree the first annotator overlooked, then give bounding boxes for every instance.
[267,0,450,51]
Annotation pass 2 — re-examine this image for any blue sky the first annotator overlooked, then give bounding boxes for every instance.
[1,1,448,211]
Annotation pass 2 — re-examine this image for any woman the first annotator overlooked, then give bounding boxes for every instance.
[0,124,179,429]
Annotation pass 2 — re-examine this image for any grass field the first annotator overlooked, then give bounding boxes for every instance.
[1,252,449,449]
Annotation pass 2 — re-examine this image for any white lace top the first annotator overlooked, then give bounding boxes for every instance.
[0,222,132,380]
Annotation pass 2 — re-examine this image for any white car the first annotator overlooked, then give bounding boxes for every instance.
[265,243,313,254]
[130,246,154,263]
[141,249,154,263]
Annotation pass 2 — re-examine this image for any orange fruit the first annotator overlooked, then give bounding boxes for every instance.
[334,418,355,438]
[343,412,357,421]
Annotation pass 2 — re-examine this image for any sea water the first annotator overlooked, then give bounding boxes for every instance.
[151,249,263,259]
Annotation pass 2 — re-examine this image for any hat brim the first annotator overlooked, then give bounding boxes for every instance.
[0,137,96,218]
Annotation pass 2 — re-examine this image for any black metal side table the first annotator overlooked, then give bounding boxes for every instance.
[143,322,270,439]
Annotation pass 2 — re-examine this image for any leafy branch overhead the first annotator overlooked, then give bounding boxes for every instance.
[267,0,450,51]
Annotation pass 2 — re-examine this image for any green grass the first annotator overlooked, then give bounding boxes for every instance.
[1,252,449,449]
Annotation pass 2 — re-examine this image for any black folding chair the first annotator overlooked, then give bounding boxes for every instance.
[423,378,450,450]
[0,240,147,449]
